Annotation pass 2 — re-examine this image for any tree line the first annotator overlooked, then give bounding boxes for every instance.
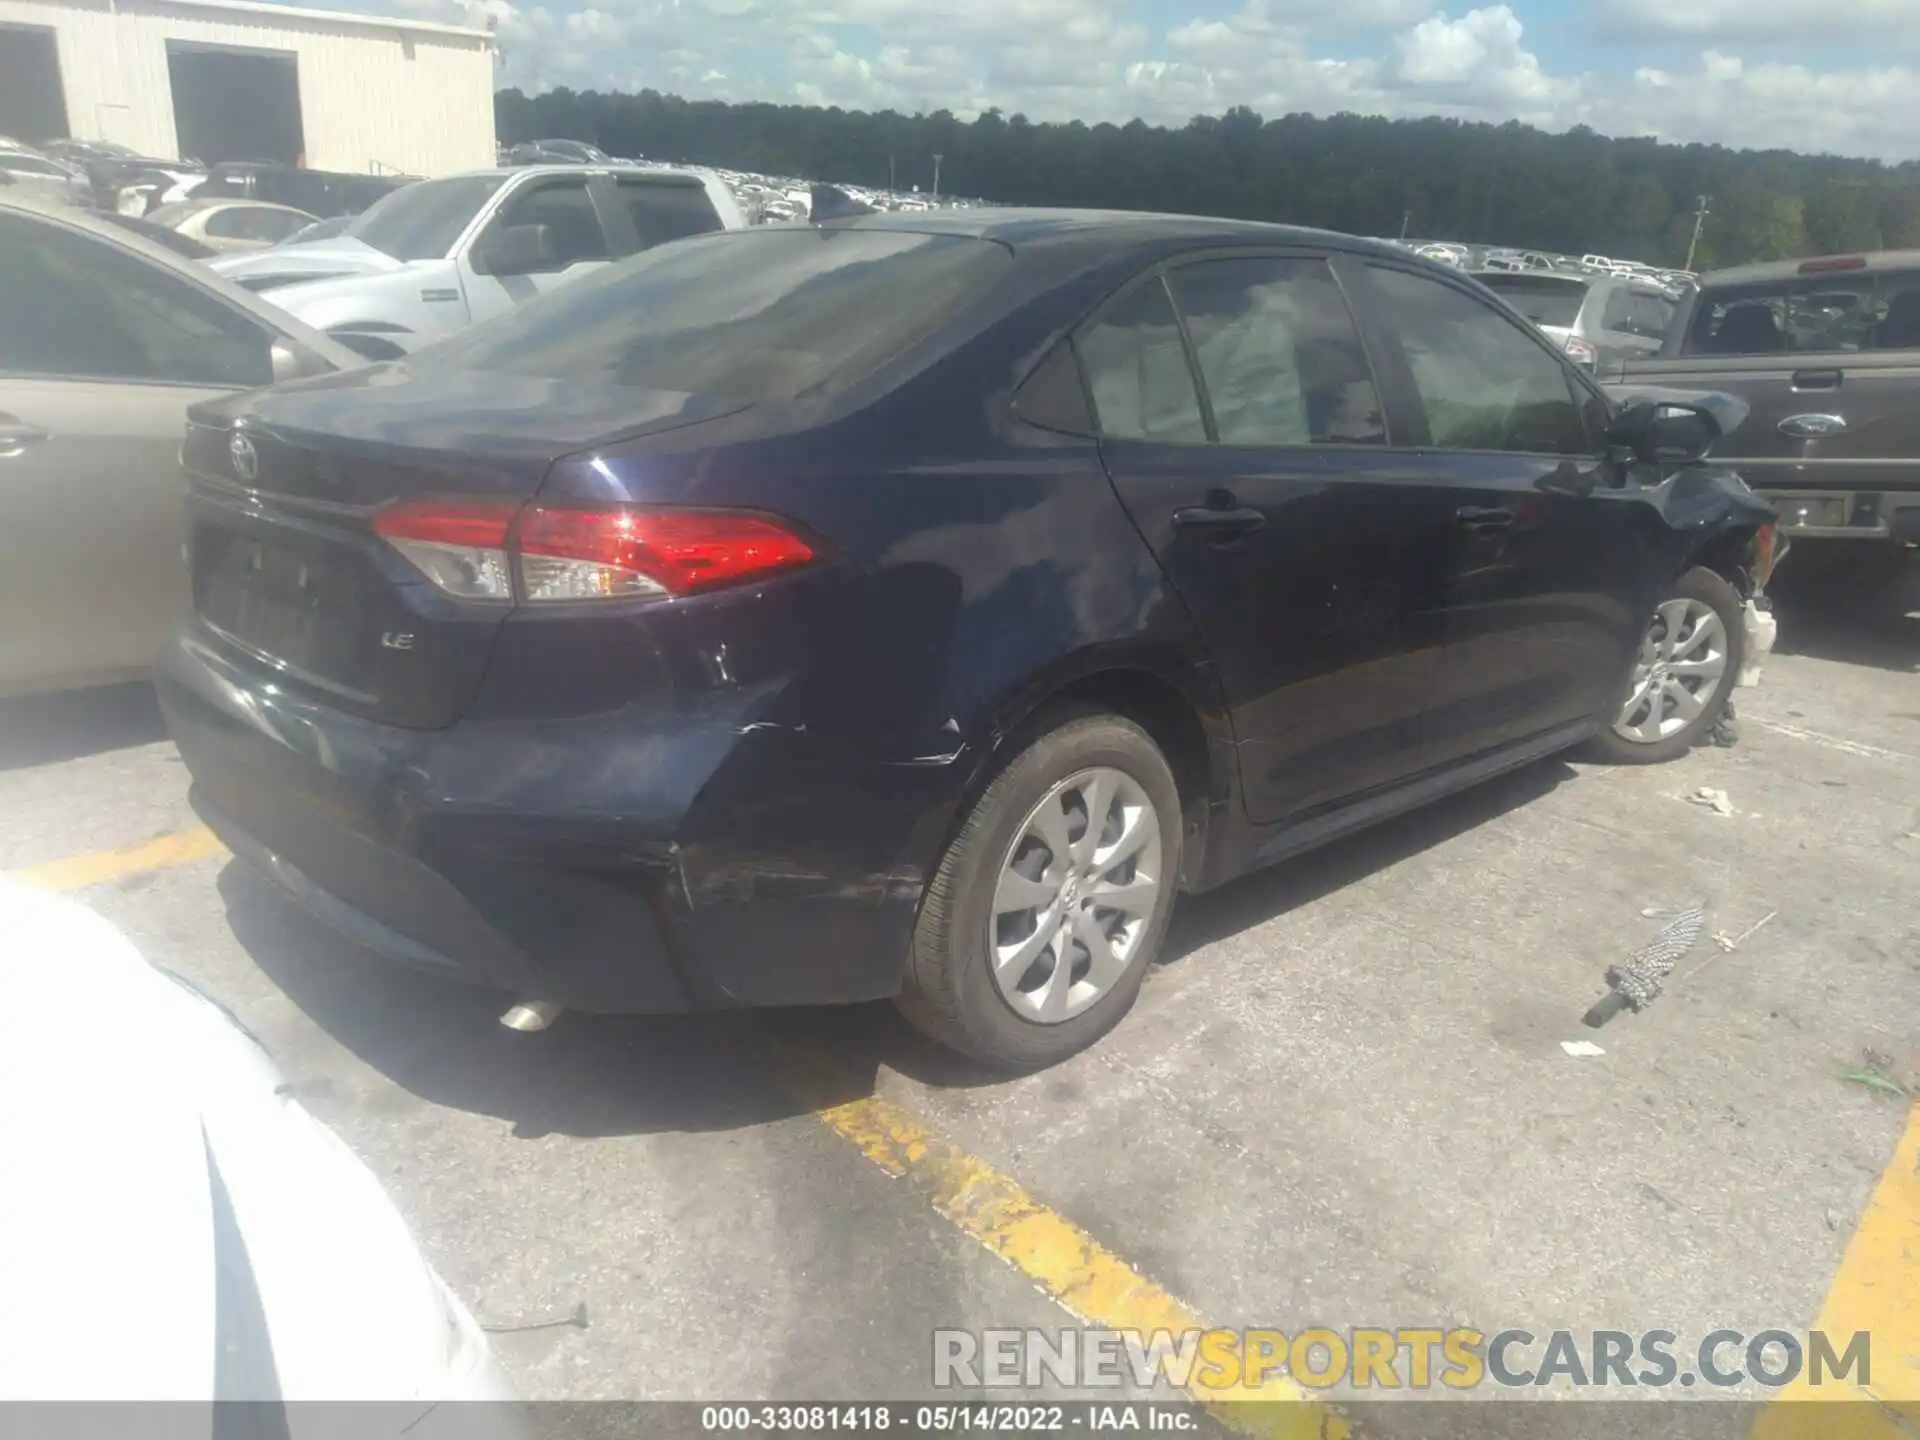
[497,87,1920,270]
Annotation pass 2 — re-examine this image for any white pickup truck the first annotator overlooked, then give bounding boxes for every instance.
[211,164,746,359]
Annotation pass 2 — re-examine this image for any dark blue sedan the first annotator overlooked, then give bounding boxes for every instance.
[159,210,1774,1068]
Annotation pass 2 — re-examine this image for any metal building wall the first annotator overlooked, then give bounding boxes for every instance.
[0,0,494,175]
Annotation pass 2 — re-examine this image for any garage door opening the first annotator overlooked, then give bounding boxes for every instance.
[166,42,303,166]
[0,25,69,144]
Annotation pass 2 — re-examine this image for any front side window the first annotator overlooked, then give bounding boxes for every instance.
[1367,264,1586,456]
[489,178,608,268]
[1076,278,1208,443]
[0,213,271,387]
[1165,256,1385,446]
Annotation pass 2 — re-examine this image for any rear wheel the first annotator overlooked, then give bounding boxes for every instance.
[897,713,1182,1069]
[1586,565,1745,765]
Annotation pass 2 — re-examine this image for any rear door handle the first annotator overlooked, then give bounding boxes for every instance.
[1172,505,1266,536]
[1791,369,1843,391]
[1779,413,1847,439]
[1455,505,1515,530]
[0,416,49,458]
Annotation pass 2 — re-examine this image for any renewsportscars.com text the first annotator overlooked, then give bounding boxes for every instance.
[932,1328,1872,1391]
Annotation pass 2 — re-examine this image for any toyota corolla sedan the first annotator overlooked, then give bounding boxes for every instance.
[159,211,1774,1069]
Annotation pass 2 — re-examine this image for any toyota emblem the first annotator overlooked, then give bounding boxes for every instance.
[229,431,259,482]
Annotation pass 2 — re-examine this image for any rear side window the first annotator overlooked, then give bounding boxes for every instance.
[1367,264,1586,456]
[1678,272,1920,355]
[1077,278,1208,443]
[1164,256,1385,446]
[617,179,723,249]
[1478,274,1589,329]
[0,212,271,386]
[1602,288,1676,340]
[436,228,1012,400]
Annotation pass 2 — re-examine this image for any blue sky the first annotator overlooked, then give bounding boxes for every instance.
[384,0,1920,159]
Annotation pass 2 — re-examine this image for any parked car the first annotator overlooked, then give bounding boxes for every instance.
[1473,269,1678,369]
[1618,249,1920,604]
[183,162,409,219]
[158,211,1774,1070]
[0,194,361,698]
[0,147,86,205]
[0,878,518,1422]
[207,165,747,357]
[283,213,354,246]
[91,207,217,259]
[146,197,319,253]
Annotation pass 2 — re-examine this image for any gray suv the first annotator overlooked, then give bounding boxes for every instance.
[1476,270,1678,370]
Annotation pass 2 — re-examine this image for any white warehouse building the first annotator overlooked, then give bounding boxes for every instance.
[0,0,495,176]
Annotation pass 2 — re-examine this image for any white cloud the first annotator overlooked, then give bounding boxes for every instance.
[355,0,1920,160]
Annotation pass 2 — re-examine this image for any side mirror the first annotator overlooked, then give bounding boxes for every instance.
[269,337,332,384]
[1605,399,1721,467]
[474,223,556,276]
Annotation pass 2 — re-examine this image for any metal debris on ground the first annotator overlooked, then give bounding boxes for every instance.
[1560,1040,1607,1057]
[1583,905,1708,1028]
[1688,787,1735,815]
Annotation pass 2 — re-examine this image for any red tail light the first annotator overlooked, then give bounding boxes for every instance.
[372,500,815,603]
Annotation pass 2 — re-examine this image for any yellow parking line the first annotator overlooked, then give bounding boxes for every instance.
[1751,1102,1920,1440]
[817,1091,1351,1439]
[11,824,227,892]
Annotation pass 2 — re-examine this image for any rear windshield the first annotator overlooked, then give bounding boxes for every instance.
[1477,274,1589,327]
[437,228,1014,400]
[1681,270,1920,355]
[345,175,507,261]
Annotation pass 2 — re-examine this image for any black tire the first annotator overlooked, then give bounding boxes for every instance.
[1584,565,1746,765]
[896,712,1183,1070]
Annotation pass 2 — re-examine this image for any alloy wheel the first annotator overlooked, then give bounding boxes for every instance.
[1613,597,1729,743]
[987,767,1164,1025]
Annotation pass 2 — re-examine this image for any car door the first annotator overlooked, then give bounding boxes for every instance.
[459,174,617,326]
[0,209,279,695]
[1086,252,1454,825]
[1349,260,1644,771]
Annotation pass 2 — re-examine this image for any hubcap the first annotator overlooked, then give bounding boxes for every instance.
[1613,597,1729,743]
[987,767,1164,1025]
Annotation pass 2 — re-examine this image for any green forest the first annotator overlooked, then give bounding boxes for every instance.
[496,88,1920,271]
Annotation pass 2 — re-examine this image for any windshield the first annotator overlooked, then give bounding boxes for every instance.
[436,228,1014,401]
[343,175,507,260]
[1478,274,1589,327]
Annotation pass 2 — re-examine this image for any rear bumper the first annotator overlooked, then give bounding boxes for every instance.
[1756,488,1920,541]
[159,630,944,1012]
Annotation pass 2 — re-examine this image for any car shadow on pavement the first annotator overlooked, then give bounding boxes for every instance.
[217,755,1578,1138]
[0,683,167,771]
[1768,568,1920,673]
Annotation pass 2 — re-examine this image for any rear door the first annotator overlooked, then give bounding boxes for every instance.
[1349,260,1644,769]
[1087,251,1453,825]
[459,173,617,326]
[0,208,277,694]
[1670,266,1920,535]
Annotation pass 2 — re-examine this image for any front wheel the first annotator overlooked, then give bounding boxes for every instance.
[896,713,1182,1069]
[1585,565,1746,765]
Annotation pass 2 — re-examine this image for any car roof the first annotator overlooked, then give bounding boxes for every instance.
[0,191,360,366]
[808,206,1418,264]
[447,163,720,183]
[1702,249,1920,287]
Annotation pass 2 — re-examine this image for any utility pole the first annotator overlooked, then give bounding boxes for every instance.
[932,152,943,200]
[1400,208,1412,241]
[1685,194,1711,271]
[888,154,896,192]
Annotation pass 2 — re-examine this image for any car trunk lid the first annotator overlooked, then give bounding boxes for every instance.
[183,364,745,729]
